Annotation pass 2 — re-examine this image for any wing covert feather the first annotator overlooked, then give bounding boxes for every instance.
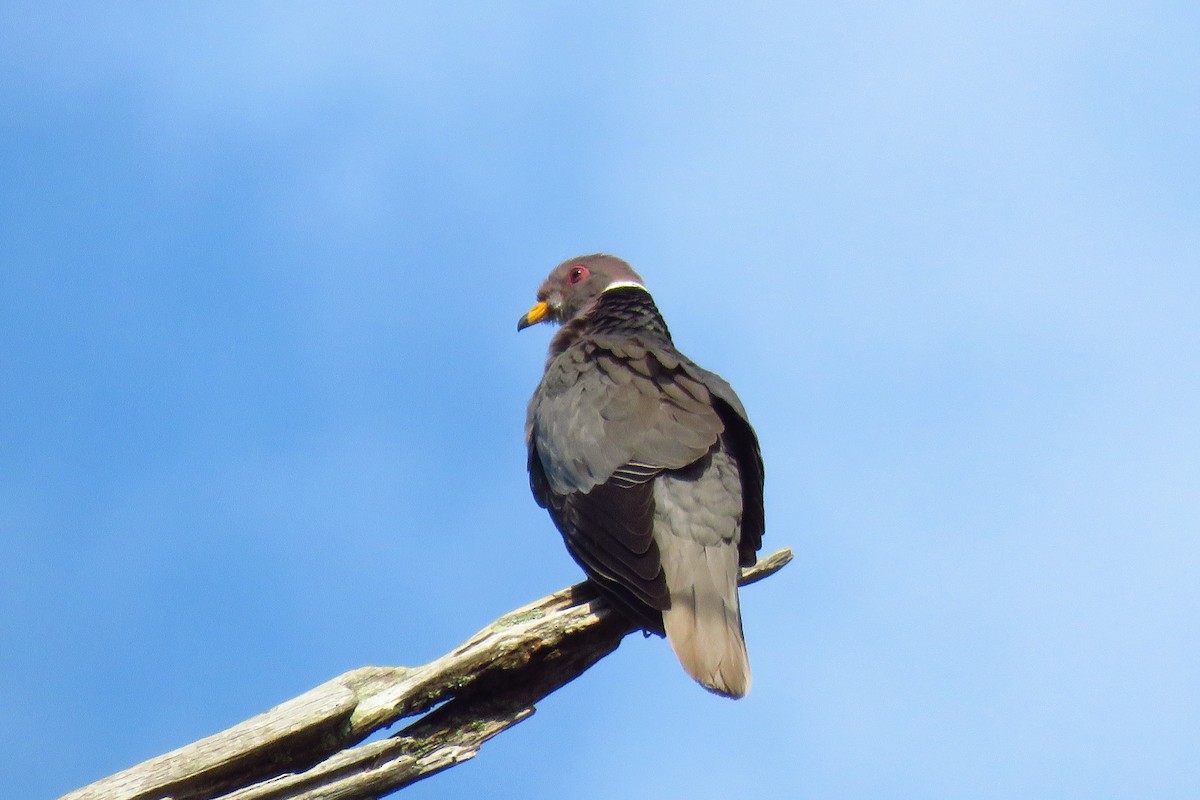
[528,338,725,495]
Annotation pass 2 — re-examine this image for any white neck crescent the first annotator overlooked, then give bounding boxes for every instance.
[603,280,647,292]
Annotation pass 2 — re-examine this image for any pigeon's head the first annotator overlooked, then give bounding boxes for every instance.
[517,254,646,330]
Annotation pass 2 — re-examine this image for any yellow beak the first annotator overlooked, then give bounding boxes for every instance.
[517,300,549,331]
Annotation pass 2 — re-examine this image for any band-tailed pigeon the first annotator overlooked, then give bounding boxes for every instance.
[518,254,765,698]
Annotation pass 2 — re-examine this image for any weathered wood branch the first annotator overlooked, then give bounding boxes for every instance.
[62,547,793,800]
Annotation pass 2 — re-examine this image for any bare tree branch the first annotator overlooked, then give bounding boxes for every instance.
[62,547,793,800]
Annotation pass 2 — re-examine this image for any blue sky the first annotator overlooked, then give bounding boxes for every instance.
[2,3,1198,798]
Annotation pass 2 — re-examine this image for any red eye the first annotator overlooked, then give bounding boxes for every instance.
[567,265,589,285]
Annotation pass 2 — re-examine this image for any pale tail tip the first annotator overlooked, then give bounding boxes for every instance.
[696,669,751,699]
